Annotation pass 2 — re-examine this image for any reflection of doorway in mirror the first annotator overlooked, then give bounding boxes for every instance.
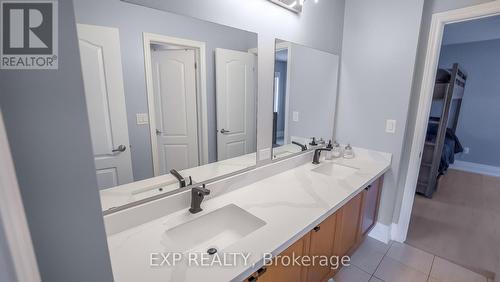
[215,48,257,161]
[143,33,210,177]
[150,46,200,175]
[77,24,134,190]
[273,47,289,147]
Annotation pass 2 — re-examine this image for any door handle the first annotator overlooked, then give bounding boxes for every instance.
[220,129,230,134]
[112,145,127,153]
[156,129,162,135]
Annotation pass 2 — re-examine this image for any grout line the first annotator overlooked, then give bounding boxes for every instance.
[351,263,373,277]
[427,256,436,282]
[371,241,391,279]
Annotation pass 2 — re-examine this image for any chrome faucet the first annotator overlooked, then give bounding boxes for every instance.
[189,184,210,214]
[312,148,332,164]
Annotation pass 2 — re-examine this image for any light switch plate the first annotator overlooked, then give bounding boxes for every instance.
[136,113,149,125]
[385,119,396,134]
[293,111,299,122]
[259,148,271,161]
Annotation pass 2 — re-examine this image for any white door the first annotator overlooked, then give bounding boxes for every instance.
[215,48,257,160]
[77,24,134,189]
[151,49,199,174]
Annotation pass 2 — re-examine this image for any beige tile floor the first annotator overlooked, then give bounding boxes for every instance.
[406,170,500,276]
[333,238,490,282]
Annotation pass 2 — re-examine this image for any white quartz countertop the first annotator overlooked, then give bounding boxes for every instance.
[100,152,256,211]
[106,148,391,282]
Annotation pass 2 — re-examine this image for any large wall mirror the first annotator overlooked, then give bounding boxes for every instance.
[73,0,258,212]
[272,39,340,160]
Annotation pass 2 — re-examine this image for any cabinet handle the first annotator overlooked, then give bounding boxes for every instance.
[248,276,257,282]
[365,185,372,191]
[313,226,321,232]
[257,266,267,276]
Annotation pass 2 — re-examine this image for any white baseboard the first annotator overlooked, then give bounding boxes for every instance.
[450,160,500,178]
[368,222,403,244]
[368,223,391,244]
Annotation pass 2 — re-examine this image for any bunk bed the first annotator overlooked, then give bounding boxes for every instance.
[416,63,467,198]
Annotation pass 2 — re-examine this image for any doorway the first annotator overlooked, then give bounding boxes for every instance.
[143,33,209,176]
[398,1,500,278]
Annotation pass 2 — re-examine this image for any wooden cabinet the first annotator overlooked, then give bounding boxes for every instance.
[257,233,309,282]
[334,192,364,257]
[360,177,383,237]
[244,176,384,282]
[306,213,337,282]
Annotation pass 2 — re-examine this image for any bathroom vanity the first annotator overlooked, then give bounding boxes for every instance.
[103,148,390,282]
[246,175,384,282]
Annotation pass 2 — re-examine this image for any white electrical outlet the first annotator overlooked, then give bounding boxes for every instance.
[136,113,149,125]
[293,111,299,122]
[385,119,396,134]
[463,147,470,154]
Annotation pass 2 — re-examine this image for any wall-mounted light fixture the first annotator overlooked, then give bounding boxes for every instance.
[268,0,318,13]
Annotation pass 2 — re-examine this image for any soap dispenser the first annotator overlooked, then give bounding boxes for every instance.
[343,144,355,159]
[331,141,342,158]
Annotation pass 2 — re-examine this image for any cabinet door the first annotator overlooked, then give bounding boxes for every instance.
[258,234,309,282]
[360,177,382,237]
[307,214,337,282]
[334,193,363,257]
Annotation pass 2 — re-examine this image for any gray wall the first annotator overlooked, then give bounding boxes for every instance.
[74,0,257,180]
[123,0,346,165]
[395,0,494,223]
[438,39,500,167]
[442,15,500,45]
[0,218,16,282]
[335,0,425,225]
[0,0,114,281]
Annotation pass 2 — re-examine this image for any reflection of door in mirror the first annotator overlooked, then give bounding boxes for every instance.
[151,48,200,174]
[215,48,257,161]
[77,24,134,190]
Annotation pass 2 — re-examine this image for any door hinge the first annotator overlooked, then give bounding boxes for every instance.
[194,62,197,69]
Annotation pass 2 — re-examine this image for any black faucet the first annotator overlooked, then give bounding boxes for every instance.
[189,184,210,214]
[292,141,307,151]
[312,148,332,164]
[170,169,192,188]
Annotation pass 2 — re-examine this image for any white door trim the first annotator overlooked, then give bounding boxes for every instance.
[0,110,41,282]
[143,33,208,176]
[396,1,500,243]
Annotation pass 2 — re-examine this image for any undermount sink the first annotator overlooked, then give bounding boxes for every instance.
[161,204,266,253]
[312,163,360,179]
